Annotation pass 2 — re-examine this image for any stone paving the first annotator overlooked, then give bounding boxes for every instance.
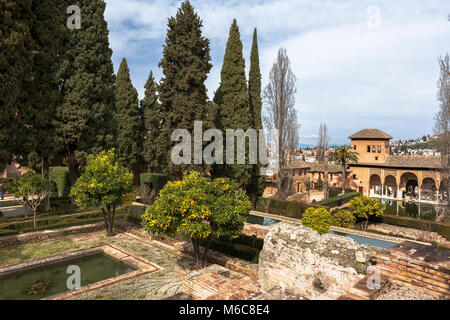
[0,230,198,300]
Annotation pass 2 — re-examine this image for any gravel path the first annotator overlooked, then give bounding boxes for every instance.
[376,283,441,300]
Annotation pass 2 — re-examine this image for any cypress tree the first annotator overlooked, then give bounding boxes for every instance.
[213,19,251,188]
[57,0,116,187]
[247,28,266,206]
[25,0,66,210]
[114,58,140,173]
[158,0,212,179]
[141,71,164,173]
[0,0,35,171]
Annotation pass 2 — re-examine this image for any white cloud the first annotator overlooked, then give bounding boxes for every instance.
[104,0,450,144]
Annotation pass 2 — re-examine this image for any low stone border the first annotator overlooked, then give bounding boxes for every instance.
[0,244,160,300]
[0,222,106,248]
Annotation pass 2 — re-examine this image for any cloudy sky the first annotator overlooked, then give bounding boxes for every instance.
[103,0,450,145]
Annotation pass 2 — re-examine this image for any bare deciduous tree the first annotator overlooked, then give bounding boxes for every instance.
[263,48,299,200]
[435,55,450,215]
[316,123,329,162]
[317,123,330,199]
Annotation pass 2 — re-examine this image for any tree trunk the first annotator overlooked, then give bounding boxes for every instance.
[102,207,113,236]
[202,236,212,267]
[341,162,346,195]
[191,238,201,268]
[42,155,50,211]
[33,208,37,230]
[67,153,79,206]
[323,152,329,200]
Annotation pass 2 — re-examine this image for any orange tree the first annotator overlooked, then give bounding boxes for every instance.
[349,195,385,231]
[141,171,251,267]
[70,149,134,236]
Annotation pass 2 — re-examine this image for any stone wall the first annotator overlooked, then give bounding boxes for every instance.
[259,222,373,299]
[371,242,450,298]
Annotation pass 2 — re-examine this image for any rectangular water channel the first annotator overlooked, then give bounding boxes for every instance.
[0,253,136,300]
[247,214,280,226]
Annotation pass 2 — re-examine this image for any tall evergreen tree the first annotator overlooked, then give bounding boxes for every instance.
[0,0,35,171]
[114,58,140,174]
[24,0,66,210]
[213,19,252,189]
[246,28,265,205]
[141,71,164,173]
[158,0,212,179]
[57,0,116,187]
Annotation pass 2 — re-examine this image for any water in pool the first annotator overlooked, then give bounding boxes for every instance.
[0,253,135,300]
[330,231,397,249]
[381,199,448,223]
[247,214,279,226]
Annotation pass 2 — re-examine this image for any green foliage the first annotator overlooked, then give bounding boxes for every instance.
[0,0,35,170]
[255,197,321,219]
[114,58,140,171]
[317,191,362,208]
[301,207,332,235]
[13,173,46,205]
[49,167,70,197]
[317,177,324,190]
[199,238,260,263]
[141,71,165,173]
[246,28,265,206]
[329,145,359,193]
[382,215,450,241]
[57,0,116,185]
[70,149,134,236]
[140,173,168,204]
[213,19,252,190]
[349,195,385,230]
[331,209,356,228]
[70,150,134,209]
[126,205,147,224]
[142,171,251,240]
[0,208,128,237]
[158,1,213,179]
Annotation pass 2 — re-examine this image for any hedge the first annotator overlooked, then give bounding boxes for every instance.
[328,188,355,199]
[126,205,147,225]
[0,208,127,237]
[49,166,70,198]
[199,238,260,263]
[255,197,321,219]
[316,191,362,208]
[140,173,168,204]
[382,214,450,241]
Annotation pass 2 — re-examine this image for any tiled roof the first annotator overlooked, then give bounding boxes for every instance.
[286,160,311,169]
[351,156,442,169]
[308,162,342,173]
[348,129,392,140]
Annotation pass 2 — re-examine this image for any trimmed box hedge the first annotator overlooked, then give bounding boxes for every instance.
[0,208,127,237]
[255,197,321,219]
[199,238,261,264]
[49,166,70,198]
[126,205,147,225]
[382,214,450,241]
[140,173,168,204]
[316,191,362,208]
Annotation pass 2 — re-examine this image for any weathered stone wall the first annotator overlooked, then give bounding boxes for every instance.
[371,242,450,298]
[259,222,373,299]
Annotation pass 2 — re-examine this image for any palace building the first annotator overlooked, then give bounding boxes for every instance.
[266,129,447,204]
[346,129,446,202]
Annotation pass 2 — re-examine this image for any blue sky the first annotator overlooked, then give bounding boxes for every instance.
[103,0,450,145]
